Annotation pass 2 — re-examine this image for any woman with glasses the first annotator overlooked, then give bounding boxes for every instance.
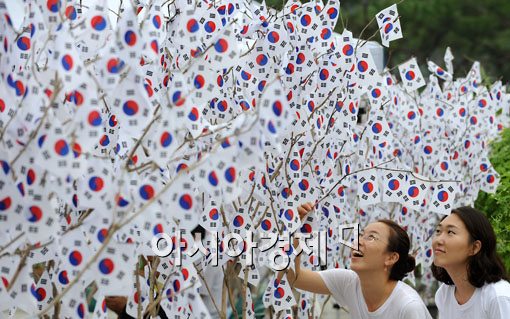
[280,202,431,319]
[432,206,510,318]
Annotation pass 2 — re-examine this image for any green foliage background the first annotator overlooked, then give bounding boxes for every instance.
[475,129,510,271]
[264,0,510,271]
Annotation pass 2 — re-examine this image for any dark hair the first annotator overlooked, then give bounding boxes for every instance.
[431,206,508,287]
[191,225,206,239]
[378,219,416,281]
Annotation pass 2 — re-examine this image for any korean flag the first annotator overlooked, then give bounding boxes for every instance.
[398,57,426,92]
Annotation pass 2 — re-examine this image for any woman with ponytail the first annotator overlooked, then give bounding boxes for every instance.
[432,206,510,318]
[280,202,431,319]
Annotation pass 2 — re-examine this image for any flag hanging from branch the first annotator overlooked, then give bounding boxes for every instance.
[403,175,431,210]
[380,170,408,204]
[263,276,296,313]
[428,181,459,215]
[427,60,453,82]
[357,168,382,206]
[444,47,454,75]
[398,57,426,92]
[376,4,403,47]
[85,242,136,295]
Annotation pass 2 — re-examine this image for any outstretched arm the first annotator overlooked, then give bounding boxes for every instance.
[277,202,331,295]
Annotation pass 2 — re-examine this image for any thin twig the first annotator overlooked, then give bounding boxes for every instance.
[37,223,120,316]
[10,75,62,168]
[6,249,29,292]
[0,232,25,256]
[124,106,161,170]
[222,264,240,319]
[307,87,338,121]
[318,158,396,204]
[136,259,143,319]
[148,257,160,317]
[242,265,249,319]
[194,264,224,318]
[142,269,180,317]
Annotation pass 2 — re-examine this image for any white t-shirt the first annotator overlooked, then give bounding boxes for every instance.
[318,269,432,319]
[435,280,510,319]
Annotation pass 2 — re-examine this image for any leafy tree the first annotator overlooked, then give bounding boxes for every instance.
[475,129,510,271]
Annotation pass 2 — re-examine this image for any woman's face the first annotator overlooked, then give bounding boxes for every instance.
[350,222,397,274]
[432,213,479,270]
